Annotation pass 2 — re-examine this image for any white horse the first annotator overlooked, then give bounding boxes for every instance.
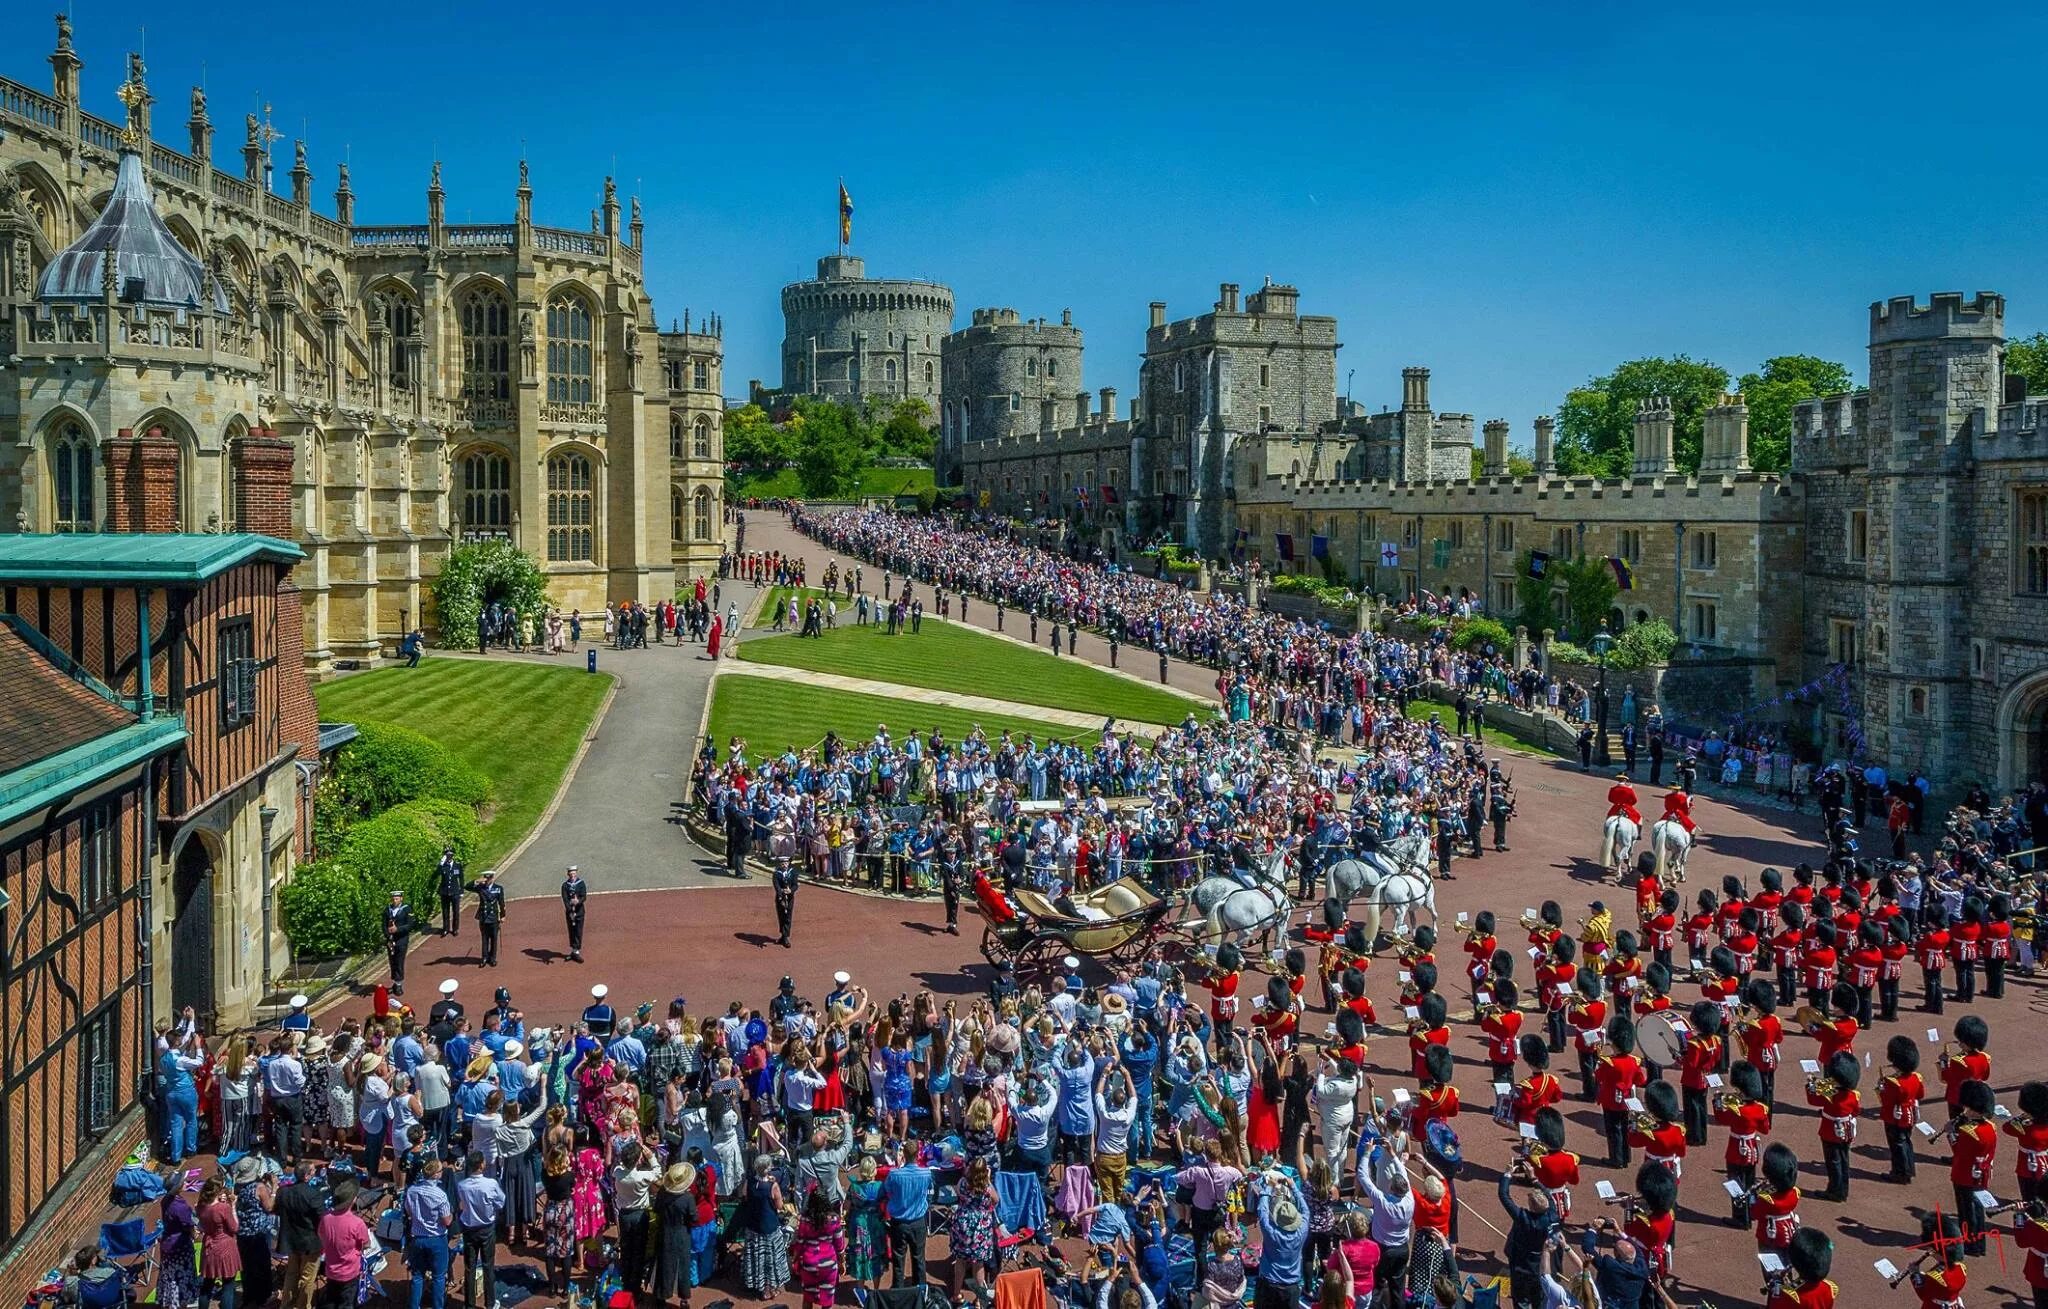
[1598,814,1639,877]
[1324,832,1439,945]
[1187,849,1294,956]
[1650,818,1694,882]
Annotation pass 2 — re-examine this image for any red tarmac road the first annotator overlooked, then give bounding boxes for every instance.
[352,749,2047,1309]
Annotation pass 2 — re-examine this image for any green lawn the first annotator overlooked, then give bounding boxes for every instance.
[315,659,615,863]
[737,617,1203,725]
[706,675,1092,757]
[731,465,935,500]
[1401,690,1574,760]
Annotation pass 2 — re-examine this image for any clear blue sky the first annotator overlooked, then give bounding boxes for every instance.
[41,1,2048,434]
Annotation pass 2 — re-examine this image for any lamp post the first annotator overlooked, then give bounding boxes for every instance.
[1592,622,1614,767]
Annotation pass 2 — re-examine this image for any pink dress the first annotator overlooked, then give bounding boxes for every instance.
[197,1200,242,1280]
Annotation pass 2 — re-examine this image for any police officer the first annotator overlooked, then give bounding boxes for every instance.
[383,889,415,995]
[723,794,752,879]
[1158,645,1170,685]
[468,869,507,967]
[1489,761,1514,852]
[771,857,799,947]
[436,847,464,936]
[582,984,615,1038]
[1108,631,1120,669]
[561,865,588,962]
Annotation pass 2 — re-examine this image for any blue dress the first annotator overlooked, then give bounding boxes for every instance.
[881,1047,915,1113]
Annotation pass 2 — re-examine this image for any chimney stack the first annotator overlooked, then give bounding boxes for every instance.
[232,428,298,537]
[1700,392,1752,474]
[1075,390,1091,425]
[1401,367,1431,411]
[1481,419,1510,478]
[1533,415,1556,475]
[1632,394,1675,477]
[1060,308,1072,327]
[1148,302,1166,330]
[103,427,185,533]
[1100,387,1118,422]
[1040,398,1057,435]
[1220,282,1240,313]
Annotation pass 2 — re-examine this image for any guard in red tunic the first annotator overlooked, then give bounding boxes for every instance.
[1606,775,1642,826]
[1662,787,1698,835]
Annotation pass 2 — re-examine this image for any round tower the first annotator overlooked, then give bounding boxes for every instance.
[939,307,1086,473]
[778,254,953,407]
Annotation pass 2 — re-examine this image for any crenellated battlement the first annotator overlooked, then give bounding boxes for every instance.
[1868,291,2004,344]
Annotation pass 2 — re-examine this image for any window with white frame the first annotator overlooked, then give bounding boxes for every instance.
[51,422,94,532]
[545,293,595,405]
[2019,488,2048,595]
[546,451,594,561]
[458,284,511,401]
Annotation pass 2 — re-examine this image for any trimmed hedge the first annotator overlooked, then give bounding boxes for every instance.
[1451,617,1513,653]
[319,720,490,832]
[283,797,484,958]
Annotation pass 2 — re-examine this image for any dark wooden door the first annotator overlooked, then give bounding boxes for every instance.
[170,838,214,1025]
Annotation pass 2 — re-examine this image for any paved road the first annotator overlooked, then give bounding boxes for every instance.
[496,573,758,899]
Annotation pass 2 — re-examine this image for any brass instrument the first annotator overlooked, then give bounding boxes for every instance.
[1715,1089,1747,1113]
[1808,1074,1841,1100]
[1630,1109,1660,1134]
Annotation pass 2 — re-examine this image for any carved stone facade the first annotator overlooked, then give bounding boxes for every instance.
[0,19,721,668]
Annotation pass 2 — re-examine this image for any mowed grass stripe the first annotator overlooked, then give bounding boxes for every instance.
[737,618,1198,725]
[706,674,1097,759]
[315,659,614,864]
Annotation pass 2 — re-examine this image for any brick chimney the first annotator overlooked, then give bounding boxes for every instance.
[232,428,297,536]
[103,427,184,532]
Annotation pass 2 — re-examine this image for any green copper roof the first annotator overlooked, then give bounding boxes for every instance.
[0,533,304,585]
[0,715,186,830]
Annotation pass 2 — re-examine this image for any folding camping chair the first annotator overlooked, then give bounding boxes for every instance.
[97,1218,159,1291]
[995,1171,1046,1247]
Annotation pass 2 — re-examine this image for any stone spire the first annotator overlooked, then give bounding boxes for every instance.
[289,139,311,206]
[602,175,620,239]
[187,85,212,163]
[334,162,354,226]
[49,12,80,104]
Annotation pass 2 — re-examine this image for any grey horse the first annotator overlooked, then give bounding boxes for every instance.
[1323,831,1438,945]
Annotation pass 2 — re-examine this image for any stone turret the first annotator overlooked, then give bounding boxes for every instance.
[1700,393,1752,474]
[1533,415,1556,474]
[1482,418,1509,478]
[1632,394,1674,476]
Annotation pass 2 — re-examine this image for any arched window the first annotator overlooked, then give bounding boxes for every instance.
[693,487,713,541]
[692,415,712,459]
[669,414,684,459]
[885,359,898,383]
[671,489,684,542]
[1026,358,1037,377]
[545,293,595,405]
[50,422,94,532]
[378,291,418,389]
[1047,359,1058,379]
[459,450,512,537]
[545,451,594,561]
[924,360,934,389]
[458,284,511,401]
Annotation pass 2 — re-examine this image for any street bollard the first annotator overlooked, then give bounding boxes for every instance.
[587,648,597,674]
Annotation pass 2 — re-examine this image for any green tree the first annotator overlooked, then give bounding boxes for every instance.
[796,406,867,497]
[1513,550,1558,637]
[723,403,793,468]
[1557,554,1619,644]
[878,396,936,460]
[2008,332,2048,398]
[1736,355,1854,471]
[1554,356,1731,477]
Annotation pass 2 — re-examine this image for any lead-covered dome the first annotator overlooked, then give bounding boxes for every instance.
[37,145,227,313]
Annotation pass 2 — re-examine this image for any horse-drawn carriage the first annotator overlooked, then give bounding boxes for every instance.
[978,877,1182,981]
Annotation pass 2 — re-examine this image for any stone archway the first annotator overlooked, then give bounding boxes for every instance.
[1996,671,2048,793]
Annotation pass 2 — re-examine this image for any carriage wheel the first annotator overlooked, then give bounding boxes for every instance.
[979,926,1011,969]
[1014,935,1067,980]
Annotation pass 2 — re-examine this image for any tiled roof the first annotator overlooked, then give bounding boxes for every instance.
[0,532,303,585]
[0,626,135,774]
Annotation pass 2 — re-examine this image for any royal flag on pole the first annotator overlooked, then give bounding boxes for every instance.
[1608,555,1634,591]
[838,180,853,247]
[1276,533,1296,561]
[1101,484,1118,505]
[1527,549,1551,580]
[1310,534,1330,560]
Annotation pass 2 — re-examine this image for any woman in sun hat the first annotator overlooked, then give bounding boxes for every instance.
[652,1161,698,1307]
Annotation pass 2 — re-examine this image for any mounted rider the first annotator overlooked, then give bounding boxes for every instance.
[1660,787,1698,835]
[1606,773,1643,826]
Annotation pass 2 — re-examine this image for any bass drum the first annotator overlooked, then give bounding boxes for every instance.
[1636,1008,1689,1066]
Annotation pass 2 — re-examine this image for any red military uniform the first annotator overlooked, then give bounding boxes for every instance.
[1625,1208,1676,1277]
[1607,780,1642,826]
[1768,1278,1836,1309]
[1408,1080,1459,1130]
[1878,1071,1925,1132]
[1512,1071,1563,1125]
[1738,1011,1784,1080]
[1942,1050,1992,1110]
[1950,1117,1998,1190]
[1569,997,1608,1056]
[1750,1184,1801,1250]
[1678,1032,1723,1092]
[1752,887,1785,936]
[1594,1052,1647,1112]
[1716,1097,1772,1170]
[1479,1007,1523,1069]
[1532,1147,1580,1218]
[1207,969,1241,1027]
[1913,1264,1967,1309]
[2019,1213,2048,1293]
[1629,1118,1688,1180]
[1661,788,1697,835]
[1409,1024,1450,1080]
[1807,1083,1861,1146]
[2004,1114,2048,1191]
